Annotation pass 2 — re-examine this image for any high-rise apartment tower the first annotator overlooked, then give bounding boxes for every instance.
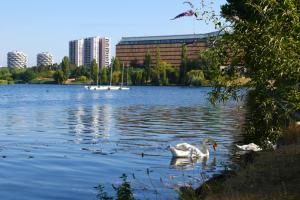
[7,51,27,68]
[37,52,53,66]
[69,37,110,68]
[69,39,84,66]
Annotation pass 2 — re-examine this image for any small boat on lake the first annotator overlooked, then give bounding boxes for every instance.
[85,85,129,90]
[85,63,129,91]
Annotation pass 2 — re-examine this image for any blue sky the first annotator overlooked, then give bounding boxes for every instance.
[0,0,226,66]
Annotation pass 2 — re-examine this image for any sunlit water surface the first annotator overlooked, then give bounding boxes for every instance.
[0,85,244,199]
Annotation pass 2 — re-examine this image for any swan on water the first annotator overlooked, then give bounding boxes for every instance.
[236,140,277,152]
[170,138,217,158]
[236,143,262,152]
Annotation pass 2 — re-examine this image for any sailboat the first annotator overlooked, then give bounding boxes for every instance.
[117,63,130,90]
[85,62,129,90]
[84,64,108,90]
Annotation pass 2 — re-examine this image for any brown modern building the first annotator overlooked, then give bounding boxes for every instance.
[116,32,219,67]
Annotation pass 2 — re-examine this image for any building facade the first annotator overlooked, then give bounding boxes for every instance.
[7,51,27,68]
[37,52,53,66]
[99,37,111,68]
[116,32,218,67]
[69,39,84,66]
[84,37,100,67]
[69,37,110,68]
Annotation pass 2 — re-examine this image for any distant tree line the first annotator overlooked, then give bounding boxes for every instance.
[0,45,241,86]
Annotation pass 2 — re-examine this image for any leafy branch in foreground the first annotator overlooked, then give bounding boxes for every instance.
[175,0,300,144]
[209,0,300,144]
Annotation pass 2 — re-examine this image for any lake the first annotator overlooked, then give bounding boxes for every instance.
[0,85,244,199]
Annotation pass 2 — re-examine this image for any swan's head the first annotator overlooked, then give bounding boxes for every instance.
[213,142,218,151]
[203,138,218,151]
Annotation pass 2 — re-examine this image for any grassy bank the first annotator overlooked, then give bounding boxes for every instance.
[0,80,14,84]
[180,125,300,200]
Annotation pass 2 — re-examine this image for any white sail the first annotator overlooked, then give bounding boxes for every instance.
[85,62,130,91]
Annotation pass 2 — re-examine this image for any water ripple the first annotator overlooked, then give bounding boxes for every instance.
[0,85,245,199]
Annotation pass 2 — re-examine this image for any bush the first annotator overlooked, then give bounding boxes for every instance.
[166,67,180,84]
[187,70,206,86]
[130,69,144,85]
[0,80,8,84]
[38,70,55,78]
[0,68,13,81]
[10,68,26,81]
[112,71,121,84]
[53,70,65,84]
[96,174,135,200]
[21,69,37,83]
[77,75,88,82]
[190,77,204,86]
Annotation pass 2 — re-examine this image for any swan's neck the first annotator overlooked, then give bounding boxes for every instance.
[201,143,209,155]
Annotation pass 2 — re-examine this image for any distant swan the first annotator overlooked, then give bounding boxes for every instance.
[236,143,262,152]
[170,138,217,158]
[236,140,277,152]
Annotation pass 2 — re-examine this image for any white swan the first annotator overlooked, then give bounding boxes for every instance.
[236,140,277,152]
[236,143,262,152]
[170,138,217,158]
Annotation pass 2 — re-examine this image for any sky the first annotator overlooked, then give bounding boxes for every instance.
[0,0,226,67]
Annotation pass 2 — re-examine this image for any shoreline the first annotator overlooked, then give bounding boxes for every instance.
[0,82,214,87]
[179,125,300,200]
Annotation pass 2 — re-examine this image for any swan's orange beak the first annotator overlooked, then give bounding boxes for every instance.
[213,143,218,151]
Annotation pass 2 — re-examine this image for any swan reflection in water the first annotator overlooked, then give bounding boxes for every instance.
[170,156,217,170]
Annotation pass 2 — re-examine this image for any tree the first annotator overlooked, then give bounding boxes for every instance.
[101,67,108,84]
[208,0,300,144]
[0,68,12,81]
[166,67,180,85]
[53,70,64,84]
[21,69,37,83]
[90,59,99,85]
[199,50,222,82]
[151,47,161,85]
[73,65,89,78]
[143,50,152,83]
[112,71,121,84]
[186,70,206,86]
[61,56,70,81]
[113,57,121,72]
[221,0,255,21]
[160,61,170,86]
[130,69,144,85]
[180,45,189,85]
[10,68,26,81]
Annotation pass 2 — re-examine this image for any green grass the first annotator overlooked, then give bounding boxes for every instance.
[211,145,300,200]
[30,78,55,84]
[0,80,8,84]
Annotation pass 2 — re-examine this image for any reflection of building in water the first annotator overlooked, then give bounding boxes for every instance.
[102,105,113,139]
[74,106,85,135]
[67,104,115,144]
[91,105,100,142]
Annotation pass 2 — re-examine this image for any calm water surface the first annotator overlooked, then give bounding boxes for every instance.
[0,85,244,199]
